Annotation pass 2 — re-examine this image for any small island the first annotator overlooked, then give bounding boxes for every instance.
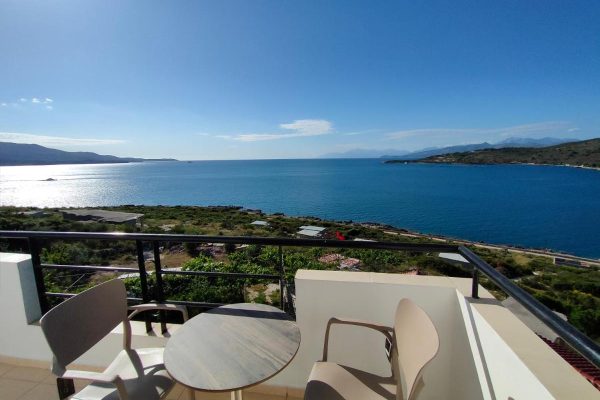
[385,138,600,169]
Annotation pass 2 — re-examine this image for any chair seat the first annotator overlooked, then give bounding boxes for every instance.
[72,348,175,400]
[304,362,396,400]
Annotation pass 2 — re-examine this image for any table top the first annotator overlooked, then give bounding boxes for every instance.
[164,303,301,392]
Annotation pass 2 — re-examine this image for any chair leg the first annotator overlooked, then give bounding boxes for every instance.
[56,378,75,400]
[230,389,243,400]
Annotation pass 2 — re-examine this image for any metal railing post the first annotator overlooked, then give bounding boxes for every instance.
[278,246,285,311]
[153,241,167,333]
[136,240,152,332]
[28,238,49,314]
[471,267,479,299]
[56,377,75,400]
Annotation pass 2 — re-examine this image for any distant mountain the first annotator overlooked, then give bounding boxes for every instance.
[382,137,577,160]
[318,137,576,160]
[387,138,600,168]
[496,137,574,147]
[0,142,177,166]
[319,148,409,159]
[382,142,495,160]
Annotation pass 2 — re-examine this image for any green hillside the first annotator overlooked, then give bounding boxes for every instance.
[415,138,600,168]
[0,142,177,166]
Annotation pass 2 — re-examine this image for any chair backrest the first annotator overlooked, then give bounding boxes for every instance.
[391,299,439,400]
[40,279,128,374]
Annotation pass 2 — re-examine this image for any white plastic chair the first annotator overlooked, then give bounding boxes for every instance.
[40,279,190,400]
[304,299,439,400]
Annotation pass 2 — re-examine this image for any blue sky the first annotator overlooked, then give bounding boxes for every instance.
[0,0,599,160]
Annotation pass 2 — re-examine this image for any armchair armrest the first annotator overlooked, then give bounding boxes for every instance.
[122,303,189,350]
[322,317,393,362]
[128,303,189,322]
[61,370,128,400]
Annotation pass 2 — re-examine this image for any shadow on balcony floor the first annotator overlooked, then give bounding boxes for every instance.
[0,361,302,400]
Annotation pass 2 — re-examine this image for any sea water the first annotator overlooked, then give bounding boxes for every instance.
[1,159,599,258]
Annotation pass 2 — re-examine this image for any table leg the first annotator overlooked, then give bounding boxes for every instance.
[230,389,243,400]
[187,388,195,400]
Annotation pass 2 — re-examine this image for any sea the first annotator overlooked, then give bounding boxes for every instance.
[1,159,599,258]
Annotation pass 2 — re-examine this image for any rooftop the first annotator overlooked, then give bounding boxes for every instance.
[298,226,326,232]
[296,229,322,237]
[59,209,144,224]
[250,220,270,226]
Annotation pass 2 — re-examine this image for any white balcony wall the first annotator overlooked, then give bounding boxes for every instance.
[458,295,553,399]
[269,270,485,400]
[0,253,48,361]
[276,270,598,400]
[0,253,172,369]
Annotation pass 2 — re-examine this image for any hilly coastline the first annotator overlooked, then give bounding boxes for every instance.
[0,142,176,166]
[320,137,575,159]
[381,137,574,161]
[385,138,600,168]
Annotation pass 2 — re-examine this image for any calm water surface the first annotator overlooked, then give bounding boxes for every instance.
[1,159,599,258]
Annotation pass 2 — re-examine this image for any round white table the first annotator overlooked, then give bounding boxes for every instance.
[164,303,301,400]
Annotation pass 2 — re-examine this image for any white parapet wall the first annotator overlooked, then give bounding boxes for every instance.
[456,289,600,399]
[271,270,486,399]
[0,253,50,362]
[272,270,598,400]
[0,252,171,369]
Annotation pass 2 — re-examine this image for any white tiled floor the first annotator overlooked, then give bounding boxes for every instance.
[0,362,302,400]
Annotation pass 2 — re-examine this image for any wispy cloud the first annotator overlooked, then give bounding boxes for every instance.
[222,119,333,142]
[343,129,383,136]
[30,97,53,104]
[280,119,332,135]
[1,97,54,109]
[386,121,575,140]
[0,132,125,146]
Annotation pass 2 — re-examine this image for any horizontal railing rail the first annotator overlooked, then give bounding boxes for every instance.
[0,230,460,251]
[41,263,141,273]
[41,263,281,280]
[44,292,225,309]
[458,245,600,369]
[1,230,598,369]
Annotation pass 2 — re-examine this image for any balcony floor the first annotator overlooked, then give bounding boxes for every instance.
[0,361,301,400]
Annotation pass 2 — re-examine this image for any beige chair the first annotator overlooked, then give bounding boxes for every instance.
[304,299,439,400]
[40,279,190,400]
